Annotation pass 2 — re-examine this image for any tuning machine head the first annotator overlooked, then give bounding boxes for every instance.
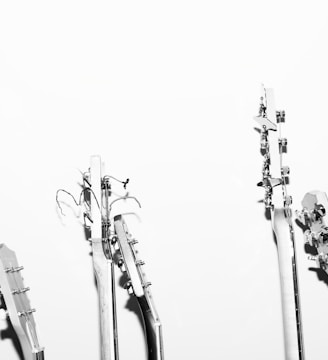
[83,171,91,186]
[124,280,134,295]
[117,257,126,272]
[276,110,285,123]
[101,176,112,196]
[110,235,120,251]
[297,191,328,272]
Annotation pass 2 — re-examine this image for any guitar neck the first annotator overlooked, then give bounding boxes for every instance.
[272,208,304,360]
[137,294,164,360]
[90,156,119,360]
[113,215,164,360]
[17,334,44,360]
[92,238,119,360]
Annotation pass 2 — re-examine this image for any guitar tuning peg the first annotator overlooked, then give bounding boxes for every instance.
[117,258,124,267]
[124,281,134,295]
[128,238,138,245]
[12,287,30,295]
[5,266,24,273]
[276,110,286,123]
[295,209,303,222]
[83,172,91,186]
[281,166,290,176]
[308,253,328,270]
[18,308,36,317]
[111,236,120,250]
[111,236,117,245]
[279,138,288,153]
[314,204,326,219]
[284,195,292,207]
[117,258,126,272]
[260,132,269,151]
[304,230,313,245]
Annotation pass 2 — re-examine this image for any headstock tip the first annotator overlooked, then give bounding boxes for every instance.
[301,192,319,210]
[301,191,327,210]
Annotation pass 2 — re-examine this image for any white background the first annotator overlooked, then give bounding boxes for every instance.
[0,1,328,359]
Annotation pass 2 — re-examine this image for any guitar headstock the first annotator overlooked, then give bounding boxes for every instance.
[113,215,151,298]
[0,244,43,359]
[254,86,292,213]
[296,191,328,272]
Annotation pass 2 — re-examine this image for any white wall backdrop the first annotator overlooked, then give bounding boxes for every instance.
[0,1,328,359]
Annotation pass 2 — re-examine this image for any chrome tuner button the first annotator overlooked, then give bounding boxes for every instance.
[118,258,124,267]
[128,238,138,245]
[111,236,118,245]
[124,281,134,295]
[117,258,126,272]
[304,230,312,245]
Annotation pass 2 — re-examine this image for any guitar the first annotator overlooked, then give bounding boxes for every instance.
[82,155,163,360]
[296,191,328,272]
[114,215,164,360]
[0,244,44,360]
[254,87,305,360]
[88,155,119,360]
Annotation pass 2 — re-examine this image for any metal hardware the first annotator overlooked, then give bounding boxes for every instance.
[5,266,24,273]
[128,238,138,245]
[254,87,304,360]
[18,308,36,317]
[59,156,164,360]
[276,110,285,123]
[12,287,30,295]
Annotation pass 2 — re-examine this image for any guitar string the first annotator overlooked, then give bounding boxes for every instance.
[278,113,305,360]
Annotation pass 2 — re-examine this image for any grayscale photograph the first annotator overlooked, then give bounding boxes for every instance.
[0,1,327,359]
